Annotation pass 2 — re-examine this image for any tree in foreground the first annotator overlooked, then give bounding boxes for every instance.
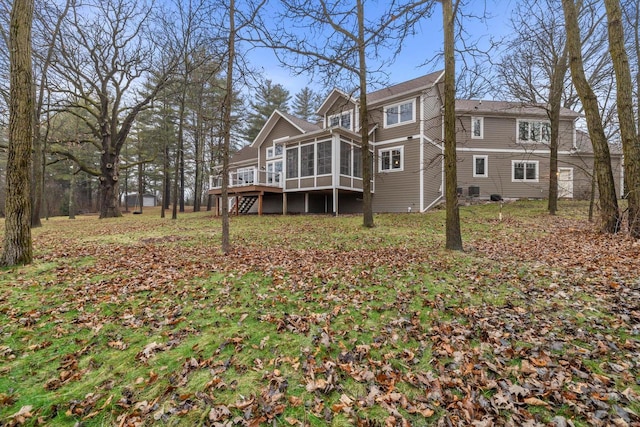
[251,0,435,228]
[443,0,462,250]
[1,0,34,266]
[604,0,640,237]
[562,0,620,233]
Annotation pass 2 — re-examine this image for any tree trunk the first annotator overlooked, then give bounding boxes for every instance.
[547,47,569,215]
[69,164,76,219]
[604,0,640,236]
[1,0,34,266]
[98,151,122,218]
[221,0,236,254]
[443,0,463,250]
[358,0,374,228]
[562,0,620,233]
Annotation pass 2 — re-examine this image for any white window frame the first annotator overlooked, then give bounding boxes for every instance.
[266,160,282,185]
[471,117,484,139]
[328,110,353,131]
[512,160,539,182]
[236,167,255,185]
[267,140,285,160]
[473,155,488,178]
[378,146,404,172]
[517,119,551,144]
[383,99,416,128]
[266,147,274,159]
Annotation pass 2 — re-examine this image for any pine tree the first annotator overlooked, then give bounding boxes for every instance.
[244,80,290,143]
[292,87,322,122]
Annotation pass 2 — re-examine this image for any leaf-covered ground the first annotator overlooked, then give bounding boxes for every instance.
[0,201,639,426]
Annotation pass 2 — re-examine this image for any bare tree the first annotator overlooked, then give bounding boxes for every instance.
[251,0,436,228]
[46,0,176,218]
[605,0,640,236]
[1,0,34,266]
[562,0,621,233]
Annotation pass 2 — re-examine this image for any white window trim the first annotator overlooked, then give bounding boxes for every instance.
[471,117,484,139]
[327,110,353,131]
[378,146,404,172]
[473,155,488,178]
[266,147,274,159]
[383,99,416,129]
[511,160,539,182]
[516,119,551,144]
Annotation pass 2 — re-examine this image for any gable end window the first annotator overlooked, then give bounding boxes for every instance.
[384,100,416,128]
[512,160,538,182]
[471,117,483,139]
[473,155,488,178]
[329,111,352,130]
[518,120,551,143]
[379,146,403,172]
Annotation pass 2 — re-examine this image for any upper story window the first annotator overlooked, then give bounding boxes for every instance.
[384,99,415,128]
[379,146,403,172]
[266,142,284,159]
[471,117,484,139]
[518,119,551,144]
[329,111,352,130]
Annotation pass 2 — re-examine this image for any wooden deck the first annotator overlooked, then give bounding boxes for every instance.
[208,185,283,216]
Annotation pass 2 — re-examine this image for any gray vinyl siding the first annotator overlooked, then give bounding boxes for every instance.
[423,143,444,208]
[423,88,443,143]
[457,115,575,151]
[373,95,421,142]
[259,120,302,169]
[456,151,549,199]
[372,140,421,212]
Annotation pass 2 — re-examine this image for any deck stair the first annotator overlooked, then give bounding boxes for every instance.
[231,195,258,214]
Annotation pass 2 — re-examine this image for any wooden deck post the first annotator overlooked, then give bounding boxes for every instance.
[235,195,239,216]
[282,192,287,215]
[333,188,339,216]
[214,196,219,216]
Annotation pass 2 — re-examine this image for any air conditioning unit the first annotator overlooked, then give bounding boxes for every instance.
[468,186,480,197]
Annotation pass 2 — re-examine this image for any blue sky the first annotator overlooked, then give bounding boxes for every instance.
[247,0,514,95]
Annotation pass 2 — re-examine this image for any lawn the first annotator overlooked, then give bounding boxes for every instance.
[0,200,638,426]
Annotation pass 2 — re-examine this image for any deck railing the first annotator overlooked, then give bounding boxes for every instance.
[209,168,283,190]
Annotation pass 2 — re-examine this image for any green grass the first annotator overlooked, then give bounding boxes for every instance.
[1,200,638,426]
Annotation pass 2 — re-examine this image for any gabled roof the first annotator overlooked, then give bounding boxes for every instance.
[229,144,258,164]
[456,99,581,119]
[574,129,622,155]
[250,109,321,148]
[367,70,444,105]
[316,88,357,116]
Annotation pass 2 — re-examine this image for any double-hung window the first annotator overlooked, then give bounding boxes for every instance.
[384,100,415,128]
[471,117,483,139]
[518,120,551,143]
[512,160,538,182]
[473,155,488,178]
[379,146,403,172]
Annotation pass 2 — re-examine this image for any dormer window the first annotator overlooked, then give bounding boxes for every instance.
[328,111,352,130]
[384,99,416,128]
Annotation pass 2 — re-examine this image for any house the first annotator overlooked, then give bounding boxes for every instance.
[209,70,623,214]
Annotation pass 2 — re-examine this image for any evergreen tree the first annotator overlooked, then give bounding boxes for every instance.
[292,87,322,122]
[244,80,290,143]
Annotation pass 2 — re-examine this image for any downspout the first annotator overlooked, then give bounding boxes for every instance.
[420,93,425,211]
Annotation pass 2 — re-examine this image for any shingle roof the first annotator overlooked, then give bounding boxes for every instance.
[456,99,580,119]
[574,129,622,155]
[367,70,444,104]
[279,111,322,133]
[230,144,258,164]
